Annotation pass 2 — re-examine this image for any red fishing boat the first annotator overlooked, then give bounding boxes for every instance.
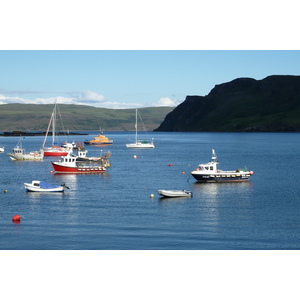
[52,154,106,174]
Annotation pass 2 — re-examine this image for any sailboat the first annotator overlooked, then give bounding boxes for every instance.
[41,101,72,156]
[126,109,155,148]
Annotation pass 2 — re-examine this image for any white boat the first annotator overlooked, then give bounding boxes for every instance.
[0,146,4,152]
[41,100,72,156]
[126,109,155,148]
[191,148,254,183]
[7,138,44,161]
[24,180,69,192]
[158,189,193,198]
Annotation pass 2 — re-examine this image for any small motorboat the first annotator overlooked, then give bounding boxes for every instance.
[157,190,193,198]
[191,148,254,183]
[0,146,4,153]
[24,180,70,192]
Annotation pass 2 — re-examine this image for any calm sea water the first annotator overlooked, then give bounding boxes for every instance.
[0,131,300,250]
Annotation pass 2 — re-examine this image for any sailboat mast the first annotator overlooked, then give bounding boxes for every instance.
[52,101,57,146]
[135,109,138,143]
[42,111,54,148]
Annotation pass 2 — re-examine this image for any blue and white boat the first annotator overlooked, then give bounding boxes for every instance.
[24,180,69,192]
[191,149,254,183]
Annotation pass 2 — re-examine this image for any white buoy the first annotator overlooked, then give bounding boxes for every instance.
[150,194,154,198]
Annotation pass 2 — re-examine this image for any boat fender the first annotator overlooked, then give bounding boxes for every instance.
[249,171,254,175]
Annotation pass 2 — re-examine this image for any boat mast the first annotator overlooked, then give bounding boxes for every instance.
[52,101,57,146]
[42,111,54,148]
[135,109,138,143]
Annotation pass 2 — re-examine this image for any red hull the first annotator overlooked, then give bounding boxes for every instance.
[44,151,69,156]
[52,162,105,173]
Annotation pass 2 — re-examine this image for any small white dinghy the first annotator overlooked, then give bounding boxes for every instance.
[158,190,193,198]
[24,180,69,192]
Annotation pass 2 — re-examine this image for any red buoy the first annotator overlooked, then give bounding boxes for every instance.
[168,163,172,166]
[12,215,21,223]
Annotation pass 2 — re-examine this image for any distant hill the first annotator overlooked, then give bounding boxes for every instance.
[155,75,300,132]
[0,104,174,131]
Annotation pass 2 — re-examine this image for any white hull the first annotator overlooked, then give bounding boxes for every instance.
[158,190,193,198]
[126,142,155,148]
[8,152,43,161]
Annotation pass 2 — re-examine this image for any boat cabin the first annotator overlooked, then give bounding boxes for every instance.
[196,161,219,173]
[13,147,25,155]
[60,155,77,167]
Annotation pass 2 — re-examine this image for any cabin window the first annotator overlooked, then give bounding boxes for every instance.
[210,166,213,170]
[205,166,209,170]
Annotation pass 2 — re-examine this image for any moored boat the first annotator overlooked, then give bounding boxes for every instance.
[84,132,113,145]
[158,190,193,198]
[24,180,69,192]
[51,154,106,174]
[41,101,72,156]
[191,148,254,183]
[7,138,43,161]
[126,109,155,148]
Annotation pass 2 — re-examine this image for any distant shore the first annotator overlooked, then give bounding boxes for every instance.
[0,131,88,136]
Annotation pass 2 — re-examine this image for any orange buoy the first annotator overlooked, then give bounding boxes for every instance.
[168,163,172,166]
[12,215,21,223]
[182,172,185,174]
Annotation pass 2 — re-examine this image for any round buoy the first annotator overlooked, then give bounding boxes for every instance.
[168,163,172,166]
[12,215,21,223]
[249,171,254,175]
[4,190,8,193]
[182,172,185,174]
[150,194,154,198]
[133,155,137,159]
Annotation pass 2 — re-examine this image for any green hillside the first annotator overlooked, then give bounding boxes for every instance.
[0,104,174,131]
[155,75,300,132]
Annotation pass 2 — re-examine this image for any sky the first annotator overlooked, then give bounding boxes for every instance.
[1,50,300,109]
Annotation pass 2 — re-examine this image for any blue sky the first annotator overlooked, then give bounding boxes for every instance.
[1,50,300,109]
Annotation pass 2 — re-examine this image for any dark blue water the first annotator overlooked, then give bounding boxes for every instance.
[1,132,300,249]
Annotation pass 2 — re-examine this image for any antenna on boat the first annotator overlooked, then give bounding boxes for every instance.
[212,148,217,162]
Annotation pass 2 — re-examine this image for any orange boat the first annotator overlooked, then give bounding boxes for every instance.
[84,132,113,145]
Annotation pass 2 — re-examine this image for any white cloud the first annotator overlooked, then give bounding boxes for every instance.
[153,97,180,107]
[0,90,182,109]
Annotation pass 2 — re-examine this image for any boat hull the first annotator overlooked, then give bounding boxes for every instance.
[158,190,193,197]
[126,142,155,148]
[84,142,113,145]
[7,153,43,161]
[190,172,252,183]
[52,162,106,174]
[24,184,64,192]
[43,149,69,156]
